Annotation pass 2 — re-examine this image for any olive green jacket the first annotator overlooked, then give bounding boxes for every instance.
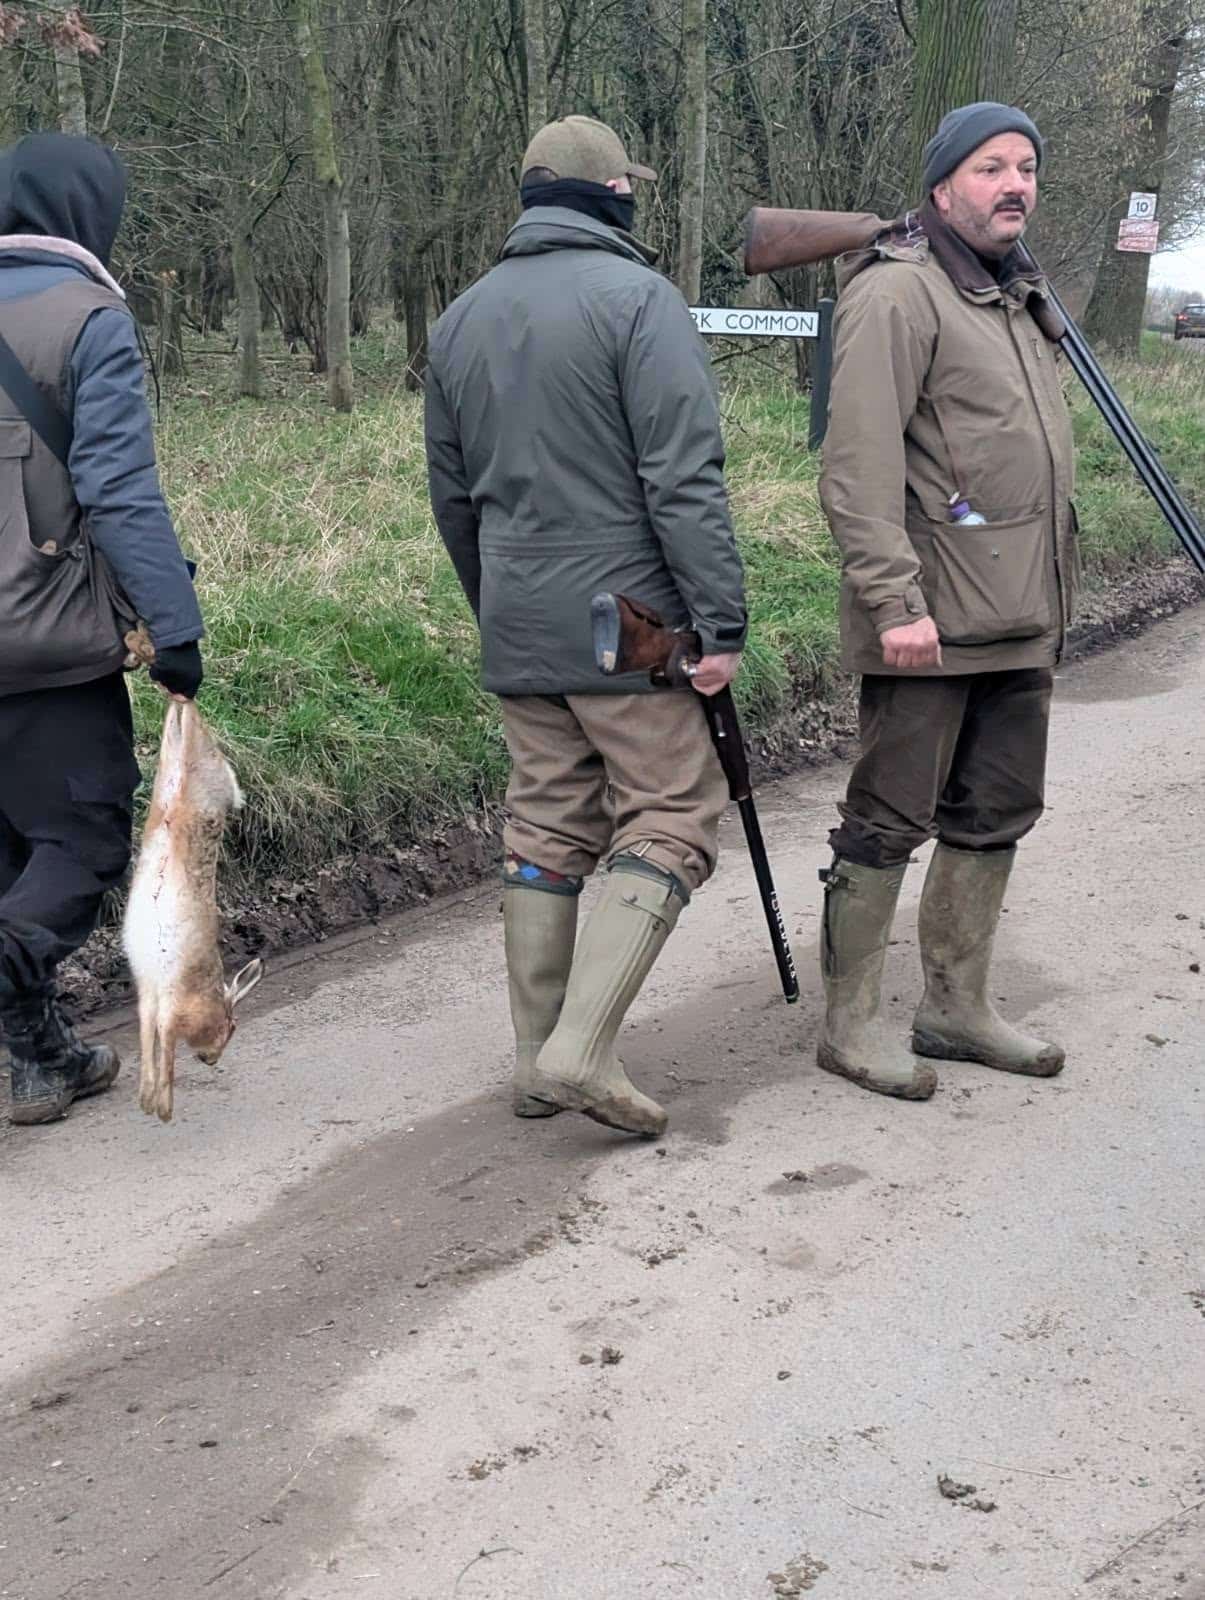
[425,207,747,695]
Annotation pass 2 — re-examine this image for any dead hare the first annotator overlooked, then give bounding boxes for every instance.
[122,699,262,1121]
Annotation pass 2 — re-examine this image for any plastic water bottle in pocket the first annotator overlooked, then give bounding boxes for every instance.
[948,492,986,526]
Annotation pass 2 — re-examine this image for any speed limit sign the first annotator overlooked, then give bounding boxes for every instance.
[1128,192,1158,220]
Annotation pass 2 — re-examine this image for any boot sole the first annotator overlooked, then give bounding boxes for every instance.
[10,1095,74,1125]
[525,1070,666,1138]
[9,1059,120,1124]
[513,1094,563,1120]
[816,1042,938,1101]
[911,1029,1065,1077]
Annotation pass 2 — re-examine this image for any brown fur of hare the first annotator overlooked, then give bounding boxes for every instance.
[122,700,262,1122]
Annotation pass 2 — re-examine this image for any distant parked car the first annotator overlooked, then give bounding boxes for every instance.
[1173,303,1205,340]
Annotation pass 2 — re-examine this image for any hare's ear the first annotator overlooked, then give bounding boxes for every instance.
[226,957,264,1008]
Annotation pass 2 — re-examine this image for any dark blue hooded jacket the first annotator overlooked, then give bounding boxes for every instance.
[0,132,202,651]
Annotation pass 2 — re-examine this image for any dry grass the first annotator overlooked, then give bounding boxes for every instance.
[134,324,1204,880]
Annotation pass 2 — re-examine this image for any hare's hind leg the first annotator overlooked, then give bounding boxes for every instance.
[137,1002,161,1118]
[153,1024,179,1123]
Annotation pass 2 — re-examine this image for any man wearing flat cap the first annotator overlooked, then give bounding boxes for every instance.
[424,116,746,1138]
[815,103,1078,1100]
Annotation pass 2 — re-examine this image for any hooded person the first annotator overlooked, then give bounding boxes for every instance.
[423,115,747,1139]
[813,104,1077,1101]
[0,132,204,1126]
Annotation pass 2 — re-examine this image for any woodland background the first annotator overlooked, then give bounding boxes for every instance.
[3,0,1203,412]
[3,1,1204,910]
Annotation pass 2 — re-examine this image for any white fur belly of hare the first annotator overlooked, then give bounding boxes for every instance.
[122,701,261,1122]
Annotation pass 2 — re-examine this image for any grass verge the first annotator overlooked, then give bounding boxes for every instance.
[141,325,1204,882]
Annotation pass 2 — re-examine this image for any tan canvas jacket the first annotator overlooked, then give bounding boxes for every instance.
[819,213,1079,676]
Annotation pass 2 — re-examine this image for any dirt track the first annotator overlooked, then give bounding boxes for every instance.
[2,608,1203,1600]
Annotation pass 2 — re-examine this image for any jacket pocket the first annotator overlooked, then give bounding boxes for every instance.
[929,512,1054,646]
[0,418,126,684]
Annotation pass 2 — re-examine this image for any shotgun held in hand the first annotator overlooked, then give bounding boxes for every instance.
[590,591,799,1003]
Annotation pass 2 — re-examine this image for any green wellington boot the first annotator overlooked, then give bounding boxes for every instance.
[816,858,938,1101]
[503,883,579,1117]
[911,844,1064,1076]
[526,860,685,1137]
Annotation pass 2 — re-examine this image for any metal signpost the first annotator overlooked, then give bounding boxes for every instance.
[689,298,835,448]
[1117,191,1160,254]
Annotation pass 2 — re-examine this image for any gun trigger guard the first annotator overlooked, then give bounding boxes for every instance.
[651,633,699,689]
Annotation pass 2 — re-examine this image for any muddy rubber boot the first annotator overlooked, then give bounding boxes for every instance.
[816,858,938,1101]
[6,989,121,1126]
[503,883,579,1118]
[911,844,1065,1076]
[526,860,684,1137]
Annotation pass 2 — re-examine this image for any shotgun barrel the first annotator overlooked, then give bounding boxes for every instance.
[1017,245,1205,575]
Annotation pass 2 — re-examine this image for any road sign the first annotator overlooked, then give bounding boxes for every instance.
[1117,218,1160,254]
[1127,191,1157,221]
[690,306,818,338]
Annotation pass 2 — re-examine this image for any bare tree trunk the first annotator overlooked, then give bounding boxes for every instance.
[910,0,1019,194]
[295,0,353,413]
[1083,6,1186,355]
[231,227,261,399]
[39,6,103,135]
[0,7,24,146]
[156,270,185,379]
[525,0,548,133]
[982,0,1019,101]
[55,44,87,133]
[676,0,707,303]
[403,260,428,392]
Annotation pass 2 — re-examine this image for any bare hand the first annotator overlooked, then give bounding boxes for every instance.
[687,651,741,696]
[881,616,942,671]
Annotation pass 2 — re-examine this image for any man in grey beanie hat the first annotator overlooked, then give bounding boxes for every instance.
[922,102,1044,196]
[812,104,1080,1103]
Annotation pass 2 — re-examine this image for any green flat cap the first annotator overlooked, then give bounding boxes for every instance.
[521,115,657,184]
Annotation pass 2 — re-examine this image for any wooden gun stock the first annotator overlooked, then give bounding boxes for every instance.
[590,592,702,688]
[743,206,887,276]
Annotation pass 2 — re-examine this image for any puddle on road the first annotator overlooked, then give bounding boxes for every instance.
[1057,660,1182,704]
[766,1163,869,1196]
[1057,620,1202,704]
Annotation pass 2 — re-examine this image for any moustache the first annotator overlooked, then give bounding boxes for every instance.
[994,198,1027,215]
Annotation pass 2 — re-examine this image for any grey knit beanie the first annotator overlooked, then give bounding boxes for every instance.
[922,102,1043,193]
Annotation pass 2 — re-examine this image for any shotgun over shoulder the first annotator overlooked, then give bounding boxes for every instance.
[743,206,887,276]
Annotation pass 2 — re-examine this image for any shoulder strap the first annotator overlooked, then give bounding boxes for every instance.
[0,328,71,467]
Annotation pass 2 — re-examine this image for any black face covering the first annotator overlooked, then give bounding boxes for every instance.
[520,176,635,233]
[0,132,127,265]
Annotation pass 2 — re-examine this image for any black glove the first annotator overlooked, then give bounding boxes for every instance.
[148,641,204,700]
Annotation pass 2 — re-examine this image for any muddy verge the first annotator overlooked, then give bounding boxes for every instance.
[59,557,1204,1020]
